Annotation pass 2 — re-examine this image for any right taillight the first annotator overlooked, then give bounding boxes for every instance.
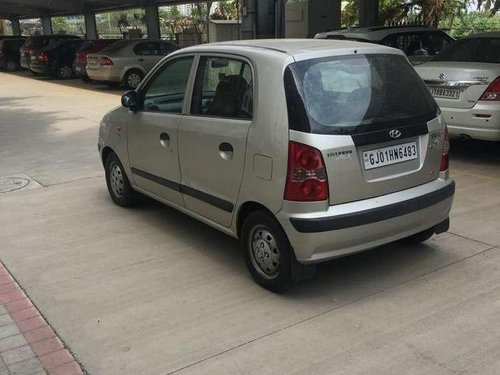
[440,126,450,172]
[100,57,113,66]
[480,77,500,101]
[284,141,329,201]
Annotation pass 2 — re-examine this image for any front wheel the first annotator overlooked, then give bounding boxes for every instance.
[241,211,296,292]
[104,152,137,206]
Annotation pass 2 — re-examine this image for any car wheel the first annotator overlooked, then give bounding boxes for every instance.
[241,211,296,292]
[104,152,137,207]
[124,70,144,90]
[57,65,73,79]
[400,227,435,245]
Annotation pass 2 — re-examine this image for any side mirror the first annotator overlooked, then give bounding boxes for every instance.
[121,90,139,110]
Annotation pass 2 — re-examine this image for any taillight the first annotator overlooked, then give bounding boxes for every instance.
[75,52,86,65]
[284,141,329,201]
[38,53,48,64]
[440,126,450,172]
[480,77,500,101]
[100,57,113,66]
[26,47,34,54]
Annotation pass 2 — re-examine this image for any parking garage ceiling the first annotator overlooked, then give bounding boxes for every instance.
[0,0,177,20]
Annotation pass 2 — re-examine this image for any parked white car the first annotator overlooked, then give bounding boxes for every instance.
[415,32,500,141]
[99,39,454,292]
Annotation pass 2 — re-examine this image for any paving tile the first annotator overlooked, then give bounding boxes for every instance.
[6,299,33,313]
[31,337,64,357]
[0,334,28,352]
[39,349,73,370]
[1,344,35,365]
[11,307,40,323]
[0,290,26,305]
[0,324,19,339]
[48,361,83,375]
[0,314,13,327]
[8,357,45,375]
[0,283,19,295]
[17,316,46,333]
[0,276,14,287]
[24,326,56,344]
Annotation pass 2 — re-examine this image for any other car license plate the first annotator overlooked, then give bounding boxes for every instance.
[429,86,460,99]
[363,141,418,170]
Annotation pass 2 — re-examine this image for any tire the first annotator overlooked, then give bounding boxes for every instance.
[400,227,435,245]
[56,65,73,79]
[241,210,296,292]
[124,69,144,90]
[104,152,137,207]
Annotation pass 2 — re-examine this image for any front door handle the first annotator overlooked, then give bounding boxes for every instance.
[160,132,170,148]
[219,142,233,160]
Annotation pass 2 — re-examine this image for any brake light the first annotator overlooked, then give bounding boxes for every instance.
[37,53,49,64]
[480,77,500,101]
[284,141,329,201]
[100,57,113,66]
[440,126,449,172]
[75,52,87,65]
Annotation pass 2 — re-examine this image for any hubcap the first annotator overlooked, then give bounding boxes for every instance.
[127,73,141,88]
[59,66,72,79]
[249,225,280,279]
[109,162,124,198]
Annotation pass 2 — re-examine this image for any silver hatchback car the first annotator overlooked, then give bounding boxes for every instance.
[98,40,454,292]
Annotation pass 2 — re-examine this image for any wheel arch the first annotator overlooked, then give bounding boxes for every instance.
[101,146,115,167]
[236,201,276,239]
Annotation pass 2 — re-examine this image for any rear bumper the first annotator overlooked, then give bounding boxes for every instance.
[277,178,455,263]
[29,63,51,75]
[73,63,87,77]
[440,102,500,141]
[86,66,121,83]
[20,56,30,69]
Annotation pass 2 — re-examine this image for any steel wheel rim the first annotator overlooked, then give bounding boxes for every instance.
[127,73,141,88]
[60,66,72,79]
[109,162,125,198]
[249,225,280,280]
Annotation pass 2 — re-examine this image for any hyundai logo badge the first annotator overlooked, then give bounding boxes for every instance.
[389,129,402,139]
[439,72,446,80]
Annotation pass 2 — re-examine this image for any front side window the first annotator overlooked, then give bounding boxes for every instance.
[190,56,253,119]
[142,56,194,113]
[285,54,437,135]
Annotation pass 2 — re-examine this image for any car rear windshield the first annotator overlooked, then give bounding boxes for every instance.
[284,54,438,135]
[432,37,500,63]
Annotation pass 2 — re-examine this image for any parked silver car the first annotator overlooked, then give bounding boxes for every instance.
[86,39,178,89]
[98,40,454,292]
[415,32,500,141]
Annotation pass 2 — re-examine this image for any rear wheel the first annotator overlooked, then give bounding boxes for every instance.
[104,152,137,207]
[56,65,73,79]
[124,69,144,90]
[400,227,435,245]
[241,211,296,292]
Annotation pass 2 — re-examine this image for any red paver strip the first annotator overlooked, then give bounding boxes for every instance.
[0,263,84,374]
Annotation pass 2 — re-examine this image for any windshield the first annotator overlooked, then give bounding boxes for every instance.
[432,37,500,63]
[284,54,437,135]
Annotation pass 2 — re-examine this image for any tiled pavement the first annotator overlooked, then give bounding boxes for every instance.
[0,264,83,375]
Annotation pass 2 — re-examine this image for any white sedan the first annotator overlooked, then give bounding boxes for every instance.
[415,32,500,141]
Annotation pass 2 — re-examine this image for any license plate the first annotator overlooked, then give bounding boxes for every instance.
[363,142,418,170]
[429,86,460,99]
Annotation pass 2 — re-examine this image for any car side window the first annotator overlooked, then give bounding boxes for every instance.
[134,42,162,56]
[161,42,177,54]
[190,56,253,119]
[142,56,194,114]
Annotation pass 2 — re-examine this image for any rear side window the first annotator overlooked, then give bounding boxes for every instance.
[285,54,437,135]
[134,42,162,56]
[433,38,500,63]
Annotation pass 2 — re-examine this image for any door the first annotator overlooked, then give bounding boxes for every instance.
[178,55,253,226]
[127,56,195,206]
[133,41,164,70]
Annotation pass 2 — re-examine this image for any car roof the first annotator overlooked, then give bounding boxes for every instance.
[465,31,500,38]
[315,26,448,41]
[175,38,403,60]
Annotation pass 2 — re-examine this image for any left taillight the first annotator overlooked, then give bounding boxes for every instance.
[99,57,113,66]
[440,125,450,172]
[284,141,329,202]
[37,52,48,64]
[480,77,500,101]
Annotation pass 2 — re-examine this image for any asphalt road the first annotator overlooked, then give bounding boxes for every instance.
[1,71,499,375]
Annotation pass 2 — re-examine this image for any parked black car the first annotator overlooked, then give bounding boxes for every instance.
[20,35,81,71]
[30,39,85,78]
[0,38,26,71]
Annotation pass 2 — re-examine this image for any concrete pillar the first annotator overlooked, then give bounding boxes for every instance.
[41,16,53,35]
[145,4,161,39]
[359,0,379,27]
[10,19,21,36]
[84,13,98,39]
[241,0,257,39]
